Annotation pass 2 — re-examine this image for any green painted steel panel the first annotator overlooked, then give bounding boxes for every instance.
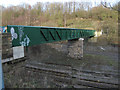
[7,25,95,47]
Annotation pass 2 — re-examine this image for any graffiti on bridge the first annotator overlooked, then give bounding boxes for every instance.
[0,26,7,33]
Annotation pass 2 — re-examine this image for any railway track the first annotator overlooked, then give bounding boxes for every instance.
[24,62,119,88]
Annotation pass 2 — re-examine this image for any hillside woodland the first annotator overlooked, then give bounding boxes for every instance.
[1,2,119,45]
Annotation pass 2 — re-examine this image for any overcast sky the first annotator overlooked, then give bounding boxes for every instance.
[0,0,118,7]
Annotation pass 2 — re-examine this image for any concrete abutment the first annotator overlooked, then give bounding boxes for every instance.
[47,38,84,59]
[67,38,83,59]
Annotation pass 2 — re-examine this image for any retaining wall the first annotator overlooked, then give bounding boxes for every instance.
[0,33,13,59]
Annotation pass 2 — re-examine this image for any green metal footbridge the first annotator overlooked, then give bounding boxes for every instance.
[7,25,95,47]
[1,25,95,89]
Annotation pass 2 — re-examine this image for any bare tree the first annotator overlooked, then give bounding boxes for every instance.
[101,1,120,12]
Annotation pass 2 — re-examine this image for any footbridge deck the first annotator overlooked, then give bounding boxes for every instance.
[7,25,95,47]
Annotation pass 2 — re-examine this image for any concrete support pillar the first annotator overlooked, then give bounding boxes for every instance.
[67,38,84,59]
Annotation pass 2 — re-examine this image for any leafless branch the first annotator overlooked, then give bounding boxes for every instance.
[101,2,120,12]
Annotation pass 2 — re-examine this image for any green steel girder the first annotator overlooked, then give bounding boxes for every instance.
[7,25,95,47]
